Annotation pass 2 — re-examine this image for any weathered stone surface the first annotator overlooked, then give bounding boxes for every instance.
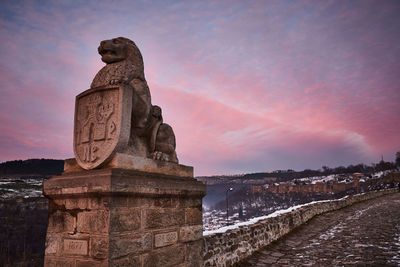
[186,240,203,263]
[154,231,179,247]
[106,153,192,177]
[91,237,108,259]
[185,207,203,225]
[174,197,203,208]
[154,197,173,207]
[76,260,103,267]
[44,168,205,199]
[47,210,75,233]
[74,85,126,170]
[110,208,141,233]
[109,255,141,267]
[180,225,203,242]
[77,211,109,234]
[73,37,179,170]
[45,233,59,255]
[63,238,88,255]
[43,167,206,266]
[145,208,185,229]
[109,233,152,259]
[127,196,154,207]
[143,244,185,267]
[45,257,74,267]
[64,197,88,210]
[64,153,193,177]
[64,157,85,172]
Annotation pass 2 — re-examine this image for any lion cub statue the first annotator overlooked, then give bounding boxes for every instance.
[91,37,178,163]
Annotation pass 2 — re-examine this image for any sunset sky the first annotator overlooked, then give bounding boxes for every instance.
[1,0,399,175]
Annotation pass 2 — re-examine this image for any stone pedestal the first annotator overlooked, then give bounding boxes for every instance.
[43,168,206,267]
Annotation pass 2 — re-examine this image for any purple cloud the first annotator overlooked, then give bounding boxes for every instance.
[0,0,399,175]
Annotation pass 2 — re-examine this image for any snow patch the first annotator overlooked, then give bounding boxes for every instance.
[203,195,352,236]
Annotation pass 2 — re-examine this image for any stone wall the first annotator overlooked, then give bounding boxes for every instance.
[203,189,397,267]
[263,172,399,195]
[43,168,206,266]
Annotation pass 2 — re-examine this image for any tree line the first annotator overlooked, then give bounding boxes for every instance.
[1,152,399,178]
[204,151,400,182]
[0,159,64,175]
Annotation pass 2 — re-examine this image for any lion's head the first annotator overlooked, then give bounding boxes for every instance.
[98,37,143,67]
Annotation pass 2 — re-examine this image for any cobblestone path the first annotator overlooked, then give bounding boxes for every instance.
[237,192,400,267]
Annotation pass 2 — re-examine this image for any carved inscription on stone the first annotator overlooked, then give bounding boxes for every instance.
[74,88,119,169]
[154,231,178,248]
[64,239,88,255]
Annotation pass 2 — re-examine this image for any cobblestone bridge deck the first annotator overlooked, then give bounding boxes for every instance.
[237,192,400,267]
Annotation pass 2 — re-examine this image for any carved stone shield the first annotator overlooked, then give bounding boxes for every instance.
[73,85,132,170]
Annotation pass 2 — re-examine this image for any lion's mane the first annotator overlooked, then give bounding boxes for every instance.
[90,37,145,88]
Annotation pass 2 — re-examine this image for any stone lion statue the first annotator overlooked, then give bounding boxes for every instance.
[91,37,178,163]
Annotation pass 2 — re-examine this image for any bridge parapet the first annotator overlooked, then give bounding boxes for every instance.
[203,188,397,267]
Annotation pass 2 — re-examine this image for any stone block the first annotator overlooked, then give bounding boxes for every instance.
[76,260,103,267]
[44,169,206,200]
[173,197,202,208]
[154,231,178,248]
[185,239,203,263]
[47,210,75,233]
[91,237,108,259]
[65,197,88,210]
[109,233,152,259]
[44,257,74,267]
[63,238,89,255]
[105,153,194,177]
[180,225,203,242]
[145,208,184,229]
[51,198,66,207]
[110,255,141,267]
[64,158,84,172]
[110,208,141,233]
[127,197,154,208]
[154,197,173,207]
[88,196,109,210]
[45,233,60,255]
[110,196,128,207]
[178,261,204,267]
[64,154,194,178]
[77,211,109,234]
[143,244,185,267]
[185,207,203,225]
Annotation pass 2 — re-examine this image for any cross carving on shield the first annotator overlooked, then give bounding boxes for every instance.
[73,85,132,170]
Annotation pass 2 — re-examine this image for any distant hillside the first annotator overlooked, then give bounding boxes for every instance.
[196,160,397,185]
[197,170,332,185]
[0,158,64,176]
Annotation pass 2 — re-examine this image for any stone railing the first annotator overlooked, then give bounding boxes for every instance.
[203,188,397,267]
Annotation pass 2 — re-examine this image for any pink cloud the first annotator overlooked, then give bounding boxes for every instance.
[148,81,387,174]
[1,0,399,175]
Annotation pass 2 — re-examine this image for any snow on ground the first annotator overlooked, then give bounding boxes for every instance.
[372,170,391,179]
[297,174,337,184]
[317,206,372,241]
[203,170,397,232]
[0,177,44,199]
[391,225,400,265]
[203,195,351,236]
